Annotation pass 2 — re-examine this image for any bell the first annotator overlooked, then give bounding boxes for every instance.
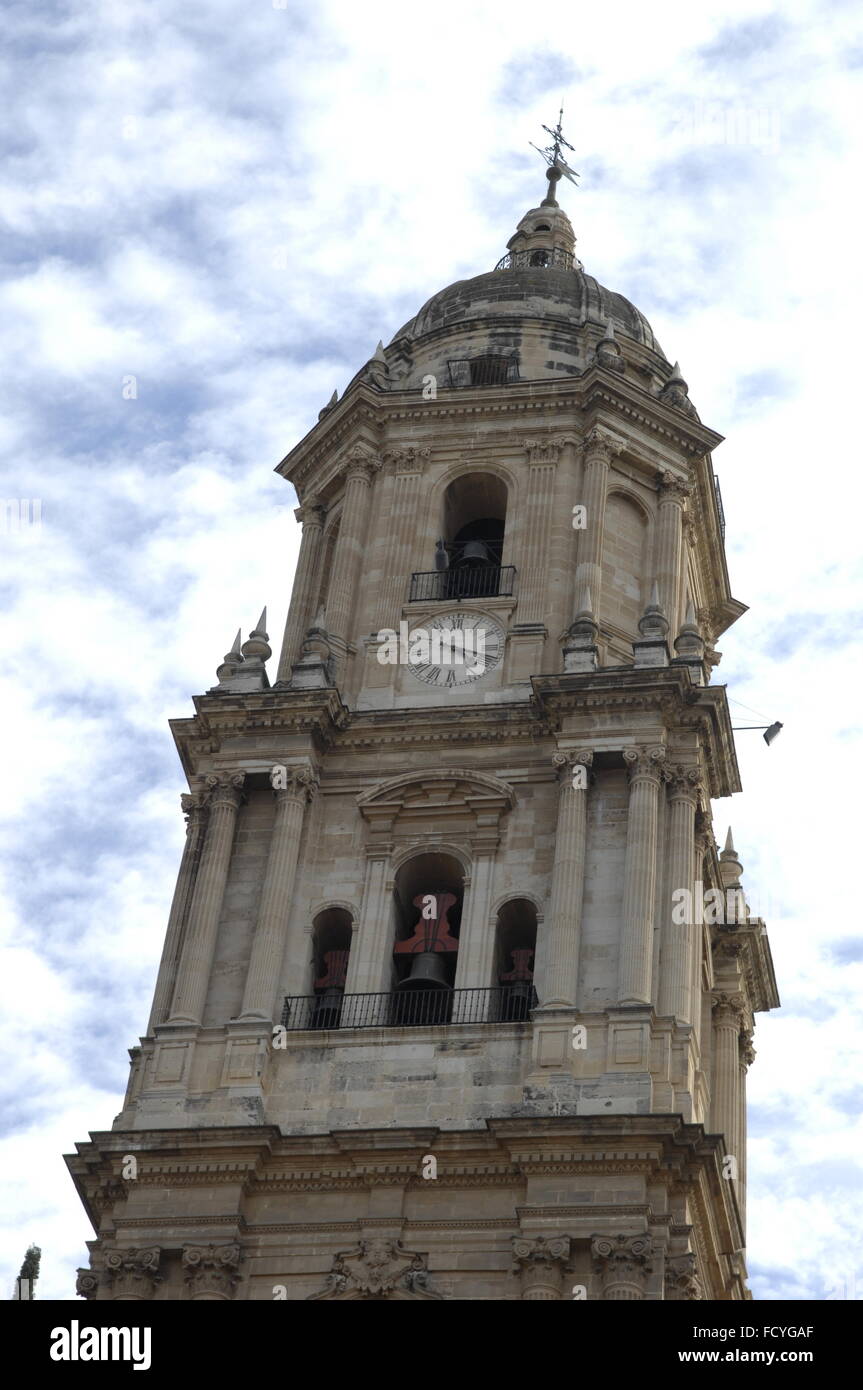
[460,538,492,565]
[398,951,451,991]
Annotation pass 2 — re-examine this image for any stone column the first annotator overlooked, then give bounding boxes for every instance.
[104,1247,162,1301]
[535,750,593,1008]
[378,447,429,627]
[658,767,701,1023]
[547,437,579,657]
[738,1029,755,1231]
[516,438,559,624]
[238,766,318,1022]
[573,427,619,620]
[453,846,497,1004]
[343,847,394,1003]
[591,1235,653,1300]
[618,748,666,1005]
[168,773,245,1025]
[276,500,326,682]
[691,811,713,1049]
[655,472,691,636]
[324,445,380,646]
[182,1244,242,1301]
[147,791,208,1032]
[711,992,746,1177]
[512,1236,571,1300]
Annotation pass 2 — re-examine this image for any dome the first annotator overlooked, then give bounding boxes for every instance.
[384,170,668,389]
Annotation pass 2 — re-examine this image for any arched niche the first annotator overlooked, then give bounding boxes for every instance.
[601,490,650,656]
[310,906,354,1028]
[493,897,538,1021]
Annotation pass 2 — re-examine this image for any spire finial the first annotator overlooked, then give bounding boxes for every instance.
[531,104,579,206]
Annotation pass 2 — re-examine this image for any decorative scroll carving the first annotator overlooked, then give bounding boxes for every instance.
[623,746,667,784]
[182,1243,242,1300]
[75,1269,100,1300]
[383,445,430,474]
[342,442,382,483]
[658,470,693,505]
[522,438,561,465]
[582,426,625,461]
[512,1236,571,1300]
[104,1247,162,1300]
[309,1240,442,1300]
[270,762,319,802]
[666,765,704,803]
[591,1234,653,1300]
[665,1253,704,1301]
[203,773,245,810]
[712,991,747,1028]
[551,749,594,785]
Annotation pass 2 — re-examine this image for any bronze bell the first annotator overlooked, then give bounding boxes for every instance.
[399,951,450,991]
[459,538,492,565]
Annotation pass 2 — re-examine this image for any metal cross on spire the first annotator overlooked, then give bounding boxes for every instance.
[530,104,580,187]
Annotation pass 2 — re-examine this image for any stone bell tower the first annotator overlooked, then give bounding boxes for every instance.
[67,130,779,1302]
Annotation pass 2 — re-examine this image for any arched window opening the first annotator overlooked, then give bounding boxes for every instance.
[494,899,538,1021]
[311,907,353,1029]
[391,852,464,1024]
[439,472,508,599]
[529,249,551,267]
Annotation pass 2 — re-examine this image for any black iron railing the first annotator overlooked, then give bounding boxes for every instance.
[409,565,516,603]
[713,473,726,541]
[494,248,576,271]
[280,985,538,1032]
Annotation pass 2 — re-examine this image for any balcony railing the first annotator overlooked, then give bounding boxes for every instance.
[409,565,516,603]
[494,248,576,272]
[280,985,539,1031]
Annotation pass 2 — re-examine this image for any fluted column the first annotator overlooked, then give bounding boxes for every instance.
[535,751,593,1008]
[276,500,326,681]
[324,445,380,645]
[691,812,713,1048]
[573,427,619,620]
[658,767,701,1023]
[738,1029,755,1231]
[547,437,579,652]
[168,773,245,1025]
[453,847,497,999]
[711,992,746,1174]
[343,847,394,998]
[148,792,208,1031]
[655,472,691,636]
[517,439,559,624]
[591,1235,653,1300]
[618,748,665,1004]
[378,448,429,626]
[512,1236,571,1300]
[238,766,318,1021]
[182,1244,242,1301]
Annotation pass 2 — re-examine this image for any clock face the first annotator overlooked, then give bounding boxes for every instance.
[407,611,505,687]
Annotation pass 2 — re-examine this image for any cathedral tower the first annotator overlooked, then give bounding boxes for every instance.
[68,137,778,1302]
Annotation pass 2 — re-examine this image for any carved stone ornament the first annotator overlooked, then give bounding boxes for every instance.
[308,1240,443,1301]
[623,746,667,783]
[104,1247,162,1300]
[180,790,208,830]
[512,1236,571,1299]
[342,442,382,483]
[665,1253,704,1301]
[666,765,704,803]
[658,470,693,505]
[712,991,748,1028]
[551,749,594,784]
[522,437,561,465]
[383,445,430,473]
[270,762,319,802]
[203,773,245,810]
[591,1234,653,1300]
[75,1268,100,1300]
[582,425,624,462]
[182,1243,242,1300]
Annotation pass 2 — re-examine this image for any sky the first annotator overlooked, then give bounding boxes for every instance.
[1,0,861,1302]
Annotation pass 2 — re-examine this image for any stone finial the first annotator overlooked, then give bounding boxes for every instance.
[373,340,387,362]
[672,596,707,684]
[215,629,243,683]
[632,583,670,668]
[242,608,271,661]
[594,317,624,373]
[719,826,744,888]
[660,362,697,416]
[318,389,339,420]
[212,611,272,693]
[563,586,599,672]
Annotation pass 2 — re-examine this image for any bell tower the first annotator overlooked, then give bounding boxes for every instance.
[67,125,779,1303]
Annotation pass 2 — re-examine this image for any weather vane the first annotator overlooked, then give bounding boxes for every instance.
[531,104,579,186]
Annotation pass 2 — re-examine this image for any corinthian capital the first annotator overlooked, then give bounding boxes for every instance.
[591,1234,653,1299]
[712,991,747,1027]
[204,773,246,810]
[104,1246,162,1300]
[665,1253,703,1301]
[522,437,561,466]
[623,746,667,784]
[342,442,382,482]
[658,470,693,505]
[582,426,624,463]
[270,761,319,803]
[180,790,208,830]
[383,445,430,474]
[182,1243,242,1300]
[666,765,704,803]
[552,748,594,788]
[295,498,326,527]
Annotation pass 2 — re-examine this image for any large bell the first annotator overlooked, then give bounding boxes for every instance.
[398,951,451,991]
[459,538,492,565]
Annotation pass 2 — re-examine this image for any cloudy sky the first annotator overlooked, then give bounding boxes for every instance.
[1,0,861,1301]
